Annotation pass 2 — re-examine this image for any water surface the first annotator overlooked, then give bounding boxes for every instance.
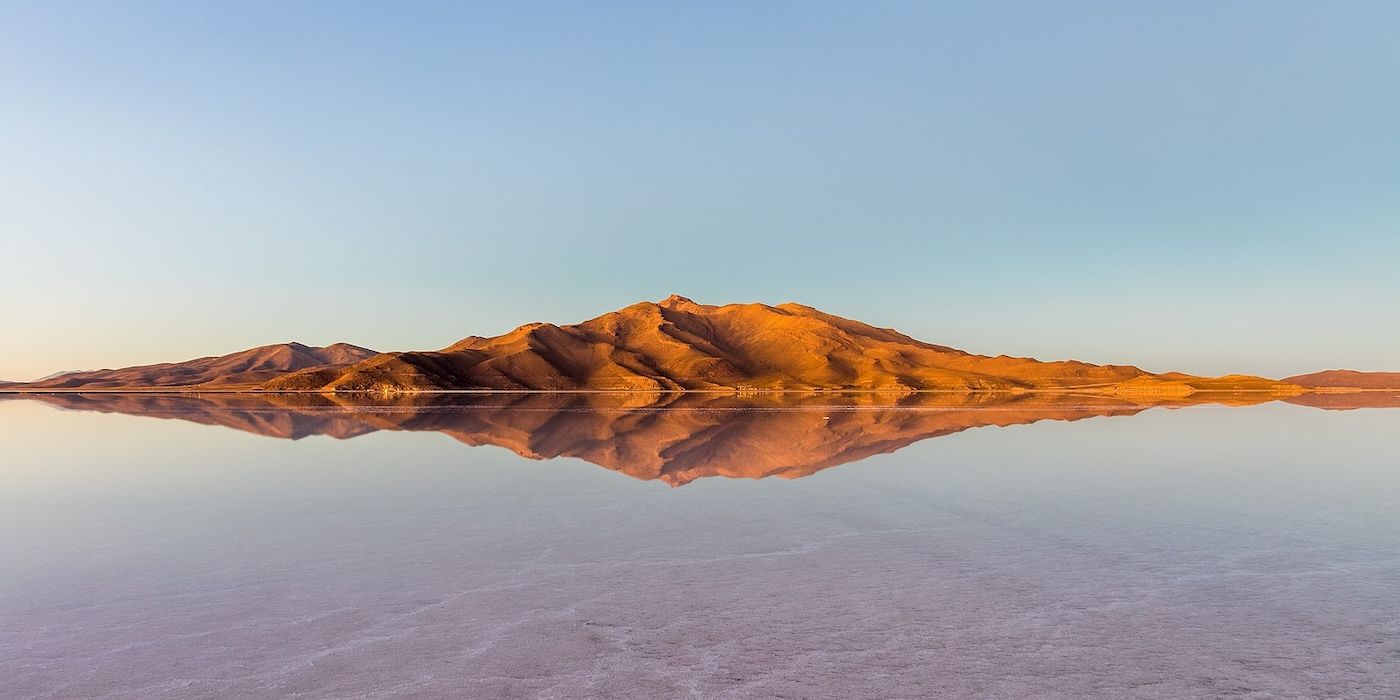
[1,394,1397,698]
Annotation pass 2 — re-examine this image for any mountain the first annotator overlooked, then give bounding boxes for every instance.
[1283,370,1400,390]
[18,342,378,390]
[35,369,88,382]
[1,391,1284,485]
[1282,370,1400,410]
[3,297,1306,394]
[266,295,1290,394]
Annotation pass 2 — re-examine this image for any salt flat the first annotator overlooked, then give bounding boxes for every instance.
[1,400,1396,698]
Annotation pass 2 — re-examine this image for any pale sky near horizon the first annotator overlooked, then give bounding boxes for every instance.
[2,1,1397,381]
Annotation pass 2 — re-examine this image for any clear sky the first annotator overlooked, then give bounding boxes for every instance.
[2,1,1397,381]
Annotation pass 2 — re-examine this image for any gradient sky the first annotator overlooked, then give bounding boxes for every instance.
[2,1,1397,381]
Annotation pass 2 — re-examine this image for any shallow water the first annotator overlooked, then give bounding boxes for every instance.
[1,395,1397,698]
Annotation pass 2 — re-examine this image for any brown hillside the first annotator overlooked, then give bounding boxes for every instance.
[1283,370,1400,390]
[20,342,378,390]
[266,295,1290,394]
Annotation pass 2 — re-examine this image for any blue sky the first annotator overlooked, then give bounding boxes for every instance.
[2,1,1397,380]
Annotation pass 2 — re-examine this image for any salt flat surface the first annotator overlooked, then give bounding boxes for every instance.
[1,401,1397,698]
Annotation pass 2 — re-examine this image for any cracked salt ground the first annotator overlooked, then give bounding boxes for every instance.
[0,400,1397,698]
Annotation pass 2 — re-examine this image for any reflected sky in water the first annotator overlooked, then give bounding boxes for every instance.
[1,396,1397,698]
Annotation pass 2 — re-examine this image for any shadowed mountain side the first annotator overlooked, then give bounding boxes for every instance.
[7,390,1295,485]
[264,296,1296,394]
[18,343,378,390]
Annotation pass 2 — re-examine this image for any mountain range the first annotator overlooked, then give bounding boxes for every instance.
[4,296,1394,394]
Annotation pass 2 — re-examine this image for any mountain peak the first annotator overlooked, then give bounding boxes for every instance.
[658,294,700,308]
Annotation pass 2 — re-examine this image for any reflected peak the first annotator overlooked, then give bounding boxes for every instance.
[2,390,1349,486]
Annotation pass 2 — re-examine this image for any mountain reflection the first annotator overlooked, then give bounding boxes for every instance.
[6,390,1355,485]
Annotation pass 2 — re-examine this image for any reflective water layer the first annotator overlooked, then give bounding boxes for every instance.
[1,394,1397,698]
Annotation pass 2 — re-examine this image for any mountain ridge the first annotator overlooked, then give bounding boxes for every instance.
[3,297,1369,394]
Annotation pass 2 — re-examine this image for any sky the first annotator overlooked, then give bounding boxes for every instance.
[2,1,1397,381]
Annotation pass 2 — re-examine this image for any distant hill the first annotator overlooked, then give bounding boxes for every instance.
[35,369,88,382]
[266,295,1292,394]
[17,343,378,390]
[1283,370,1400,390]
